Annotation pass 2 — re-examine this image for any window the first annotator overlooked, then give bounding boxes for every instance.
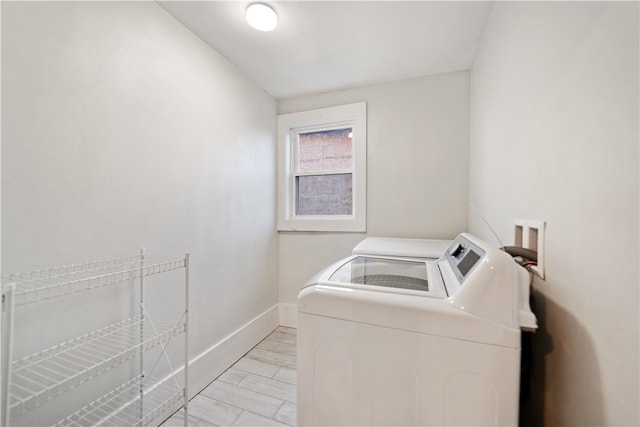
[277,102,366,232]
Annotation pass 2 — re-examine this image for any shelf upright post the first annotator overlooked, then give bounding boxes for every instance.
[139,248,145,423]
[1,284,16,427]
[183,252,190,427]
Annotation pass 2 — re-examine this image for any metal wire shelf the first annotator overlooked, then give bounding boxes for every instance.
[1,255,186,306]
[1,251,190,427]
[8,314,184,417]
[54,374,184,427]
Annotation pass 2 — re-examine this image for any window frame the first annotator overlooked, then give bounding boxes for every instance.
[277,102,367,232]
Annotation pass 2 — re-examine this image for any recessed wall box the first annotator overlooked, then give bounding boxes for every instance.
[514,219,546,279]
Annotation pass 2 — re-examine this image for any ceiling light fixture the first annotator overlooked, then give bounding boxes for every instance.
[246,3,278,32]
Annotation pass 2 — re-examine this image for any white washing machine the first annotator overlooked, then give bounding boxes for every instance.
[297,233,537,426]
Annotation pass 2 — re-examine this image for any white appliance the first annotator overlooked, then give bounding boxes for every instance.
[297,233,537,426]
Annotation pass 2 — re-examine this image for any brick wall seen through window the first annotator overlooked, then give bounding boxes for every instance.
[295,128,353,215]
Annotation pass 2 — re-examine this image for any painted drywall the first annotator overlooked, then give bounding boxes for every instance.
[1,1,277,423]
[278,71,470,315]
[470,2,639,425]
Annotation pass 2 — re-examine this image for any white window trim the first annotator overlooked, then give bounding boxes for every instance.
[277,102,367,232]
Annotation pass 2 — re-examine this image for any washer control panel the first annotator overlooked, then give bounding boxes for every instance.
[444,235,485,284]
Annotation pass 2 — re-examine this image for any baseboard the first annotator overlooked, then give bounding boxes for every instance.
[188,304,280,398]
[154,304,280,424]
[279,303,298,328]
[155,303,295,424]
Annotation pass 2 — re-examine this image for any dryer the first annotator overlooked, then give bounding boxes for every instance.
[297,233,536,426]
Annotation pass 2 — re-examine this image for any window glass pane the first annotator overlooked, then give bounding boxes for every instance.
[297,128,352,173]
[296,173,352,215]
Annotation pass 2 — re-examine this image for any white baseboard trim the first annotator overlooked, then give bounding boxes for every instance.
[278,303,298,328]
[143,303,301,424]
[188,304,280,398]
[159,303,297,406]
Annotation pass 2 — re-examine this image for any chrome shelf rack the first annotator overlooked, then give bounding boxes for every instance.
[1,250,190,426]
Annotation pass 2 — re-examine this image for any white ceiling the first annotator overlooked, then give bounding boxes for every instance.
[158,1,494,99]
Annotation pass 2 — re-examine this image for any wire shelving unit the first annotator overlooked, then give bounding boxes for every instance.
[1,250,190,427]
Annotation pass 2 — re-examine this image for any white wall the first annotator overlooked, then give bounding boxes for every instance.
[278,71,470,318]
[470,2,638,425]
[1,1,278,422]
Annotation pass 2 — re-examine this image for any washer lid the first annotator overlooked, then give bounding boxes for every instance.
[327,256,447,298]
[352,237,452,259]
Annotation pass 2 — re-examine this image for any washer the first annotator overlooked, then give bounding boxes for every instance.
[297,233,537,427]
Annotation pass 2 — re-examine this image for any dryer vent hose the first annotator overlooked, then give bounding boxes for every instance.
[501,246,538,262]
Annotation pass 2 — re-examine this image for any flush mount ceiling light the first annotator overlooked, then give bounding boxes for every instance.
[246,3,278,32]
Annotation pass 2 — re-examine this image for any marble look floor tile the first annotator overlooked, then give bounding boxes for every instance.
[273,366,297,385]
[234,356,280,378]
[187,394,242,426]
[274,327,296,336]
[255,339,280,351]
[217,367,249,386]
[272,342,296,356]
[201,380,284,418]
[231,410,289,427]
[246,347,296,368]
[265,330,296,346]
[274,402,296,426]
[238,373,297,403]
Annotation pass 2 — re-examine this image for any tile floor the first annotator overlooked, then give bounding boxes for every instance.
[161,327,297,427]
